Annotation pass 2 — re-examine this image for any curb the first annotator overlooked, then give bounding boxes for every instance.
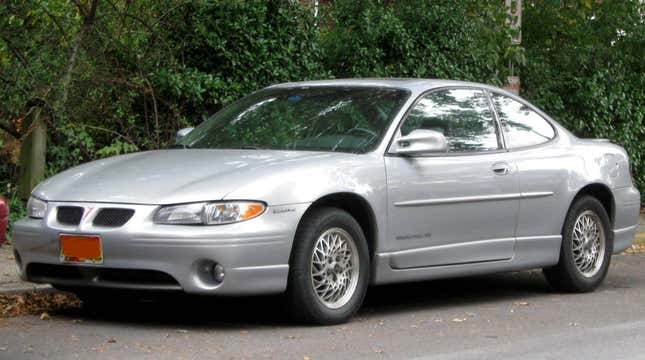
[0,284,53,296]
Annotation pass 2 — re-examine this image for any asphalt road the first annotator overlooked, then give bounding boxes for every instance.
[1,254,644,359]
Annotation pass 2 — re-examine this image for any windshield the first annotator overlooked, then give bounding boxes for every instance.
[179,86,410,153]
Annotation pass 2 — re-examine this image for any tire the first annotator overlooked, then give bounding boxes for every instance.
[543,195,613,292]
[285,207,370,325]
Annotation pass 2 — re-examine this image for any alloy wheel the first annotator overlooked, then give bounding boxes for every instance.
[571,210,606,278]
[310,227,360,309]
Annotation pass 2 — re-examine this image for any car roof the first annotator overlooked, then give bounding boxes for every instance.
[268,78,506,94]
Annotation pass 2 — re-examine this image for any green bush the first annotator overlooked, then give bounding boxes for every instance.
[321,0,516,84]
[522,1,644,199]
[154,0,328,118]
[0,0,328,196]
[1,0,642,221]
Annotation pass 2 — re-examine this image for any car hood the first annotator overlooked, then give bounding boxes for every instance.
[33,149,347,205]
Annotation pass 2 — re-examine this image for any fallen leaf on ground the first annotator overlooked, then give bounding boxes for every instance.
[107,339,116,344]
[39,312,50,320]
[0,292,81,318]
[513,301,529,306]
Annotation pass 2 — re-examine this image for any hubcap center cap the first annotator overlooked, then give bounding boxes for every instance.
[333,264,342,274]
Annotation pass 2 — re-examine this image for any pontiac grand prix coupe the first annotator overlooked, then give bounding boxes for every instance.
[12,79,641,324]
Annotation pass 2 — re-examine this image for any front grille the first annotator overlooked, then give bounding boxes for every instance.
[56,206,84,225]
[26,263,181,289]
[93,208,135,227]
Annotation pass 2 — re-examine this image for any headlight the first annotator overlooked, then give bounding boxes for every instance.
[27,196,48,219]
[153,201,266,225]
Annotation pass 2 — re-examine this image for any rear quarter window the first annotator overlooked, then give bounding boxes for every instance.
[491,94,555,149]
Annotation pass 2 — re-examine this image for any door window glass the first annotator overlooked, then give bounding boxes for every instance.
[491,94,555,148]
[401,88,500,152]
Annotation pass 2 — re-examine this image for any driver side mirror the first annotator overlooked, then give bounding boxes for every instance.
[395,129,448,155]
[175,127,194,145]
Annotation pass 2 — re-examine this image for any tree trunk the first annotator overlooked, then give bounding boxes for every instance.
[17,108,48,199]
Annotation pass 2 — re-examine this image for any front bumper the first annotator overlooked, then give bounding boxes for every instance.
[11,202,308,295]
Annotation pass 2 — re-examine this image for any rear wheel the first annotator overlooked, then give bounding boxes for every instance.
[285,207,369,325]
[543,196,613,292]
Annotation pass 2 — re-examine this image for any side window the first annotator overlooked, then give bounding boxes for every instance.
[491,94,555,149]
[401,88,500,152]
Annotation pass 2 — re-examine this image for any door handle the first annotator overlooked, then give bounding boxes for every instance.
[491,162,511,175]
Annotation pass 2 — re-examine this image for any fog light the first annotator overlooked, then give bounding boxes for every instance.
[213,263,225,283]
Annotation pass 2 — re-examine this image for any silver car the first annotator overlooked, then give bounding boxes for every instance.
[12,79,641,324]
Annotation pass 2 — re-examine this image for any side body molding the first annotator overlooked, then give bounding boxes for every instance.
[393,192,554,207]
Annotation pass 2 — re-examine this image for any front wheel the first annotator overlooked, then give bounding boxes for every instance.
[285,207,369,325]
[543,195,613,292]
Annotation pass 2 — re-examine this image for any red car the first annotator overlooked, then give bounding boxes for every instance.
[0,195,7,245]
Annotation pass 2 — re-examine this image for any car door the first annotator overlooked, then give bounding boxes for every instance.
[385,87,519,269]
[489,92,567,248]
